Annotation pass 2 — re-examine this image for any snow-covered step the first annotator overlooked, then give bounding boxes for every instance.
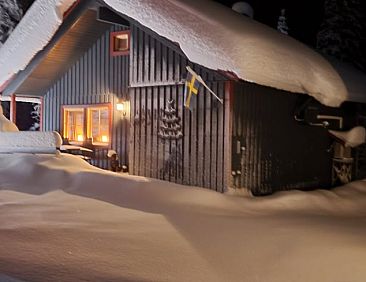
[0,131,62,154]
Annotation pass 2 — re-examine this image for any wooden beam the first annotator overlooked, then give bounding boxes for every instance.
[10,94,16,124]
[223,80,233,191]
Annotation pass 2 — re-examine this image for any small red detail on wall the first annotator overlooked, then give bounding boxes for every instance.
[110,30,130,56]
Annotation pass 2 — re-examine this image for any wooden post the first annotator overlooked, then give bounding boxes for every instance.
[223,80,233,191]
[10,94,16,124]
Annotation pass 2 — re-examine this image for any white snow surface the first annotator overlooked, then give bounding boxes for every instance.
[0,131,62,153]
[0,153,366,281]
[329,126,366,148]
[1,0,364,106]
[0,105,18,132]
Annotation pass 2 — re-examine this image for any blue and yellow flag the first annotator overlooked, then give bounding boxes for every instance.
[184,69,200,109]
[184,66,223,110]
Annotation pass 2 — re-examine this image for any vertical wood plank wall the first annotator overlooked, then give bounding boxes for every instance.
[43,26,130,168]
[129,25,230,192]
[232,82,332,195]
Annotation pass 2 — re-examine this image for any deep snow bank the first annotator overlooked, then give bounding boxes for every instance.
[0,153,366,282]
[0,131,62,153]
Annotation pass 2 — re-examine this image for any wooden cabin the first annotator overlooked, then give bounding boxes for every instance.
[1,0,366,195]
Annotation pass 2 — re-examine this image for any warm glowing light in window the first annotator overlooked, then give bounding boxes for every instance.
[63,105,111,145]
[63,108,84,142]
[87,107,110,143]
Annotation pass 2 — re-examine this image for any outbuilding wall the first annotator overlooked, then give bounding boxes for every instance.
[232,81,333,195]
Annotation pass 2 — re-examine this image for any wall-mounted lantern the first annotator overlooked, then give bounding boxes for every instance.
[116,100,129,118]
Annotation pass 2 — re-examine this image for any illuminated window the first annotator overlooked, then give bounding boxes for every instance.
[110,30,130,56]
[87,107,110,144]
[63,108,85,142]
[63,104,111,145]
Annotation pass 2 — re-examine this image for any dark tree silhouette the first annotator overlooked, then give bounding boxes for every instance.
[0,0,23,45]
[277,8,289,35]
[317,0,366,71]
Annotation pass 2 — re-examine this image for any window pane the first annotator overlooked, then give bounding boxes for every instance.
[88,107,109,143]
[114,34,129,52]
[64,109,84,142]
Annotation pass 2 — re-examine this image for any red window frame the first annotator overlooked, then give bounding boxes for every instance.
[110,30,130,56]
[61,103,113,146]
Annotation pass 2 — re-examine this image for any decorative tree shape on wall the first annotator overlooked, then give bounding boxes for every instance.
[158,100,183,141]
[158,99,183,180]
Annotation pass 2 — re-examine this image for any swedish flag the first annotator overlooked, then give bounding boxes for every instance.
[184,69,200,109]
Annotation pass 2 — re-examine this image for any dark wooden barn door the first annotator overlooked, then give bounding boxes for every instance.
[231,82,331,195]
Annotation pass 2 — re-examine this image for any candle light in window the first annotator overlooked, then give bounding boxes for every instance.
[101,135,109,143]
[77,135,84,142]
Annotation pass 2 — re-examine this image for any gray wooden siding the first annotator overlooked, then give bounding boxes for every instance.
[129,25,231,192]
[43,25,130,167]
[232,82,332,195]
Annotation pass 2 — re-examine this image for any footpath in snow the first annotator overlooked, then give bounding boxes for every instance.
[0,153,365,282]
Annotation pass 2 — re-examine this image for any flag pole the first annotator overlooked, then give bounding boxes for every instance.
[186,66,223,104]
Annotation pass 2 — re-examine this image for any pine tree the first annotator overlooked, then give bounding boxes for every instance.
[158,100,183,142]
[0,0,23,45]
[277,9,289,35]
[29,103,40,131]
[317,0,366,71]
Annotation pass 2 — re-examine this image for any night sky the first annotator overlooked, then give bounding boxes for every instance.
[214,0,366,47]
[18,0,366,49]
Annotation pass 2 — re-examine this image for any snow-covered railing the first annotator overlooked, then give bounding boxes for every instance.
[0,131,62,154]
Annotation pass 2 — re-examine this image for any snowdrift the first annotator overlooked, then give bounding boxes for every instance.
[0,153,365,281]
[0,131,62,154]
[1,0,365,106]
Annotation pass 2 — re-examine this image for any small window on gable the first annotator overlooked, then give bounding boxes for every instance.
[110,30,130,56]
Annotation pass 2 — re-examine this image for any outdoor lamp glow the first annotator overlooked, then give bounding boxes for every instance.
[116,100,129,118]
[116,102,124,111]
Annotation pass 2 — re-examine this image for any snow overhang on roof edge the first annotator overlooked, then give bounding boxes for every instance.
[0,0,77,92]
[1,0,364,107]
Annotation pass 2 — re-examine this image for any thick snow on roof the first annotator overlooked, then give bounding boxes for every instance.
[104,0,351,106]
[0,0,365,106]
[0,153,366,281]
[0,0,76,88]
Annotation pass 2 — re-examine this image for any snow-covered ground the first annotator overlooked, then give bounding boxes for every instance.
[0,153,365,282]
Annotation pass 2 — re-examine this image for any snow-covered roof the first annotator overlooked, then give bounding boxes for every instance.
[0,0,365,107]
[0,0,76,90]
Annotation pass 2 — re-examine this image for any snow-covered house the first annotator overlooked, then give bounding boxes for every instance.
[1,0,366,195]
